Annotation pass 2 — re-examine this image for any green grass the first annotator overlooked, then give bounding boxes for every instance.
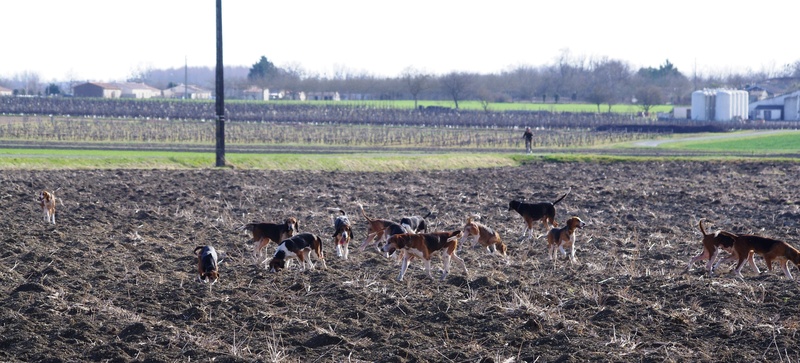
[229,99,673,113]
[658,130,800,153]
[0,148,520,171]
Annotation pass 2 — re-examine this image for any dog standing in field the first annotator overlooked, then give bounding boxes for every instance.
[399,210,433,234]
[546,216,586,263]
[194,245,219,284]
[460,216,507,257]
[268,233,327,273]
[382,231,467,281]
[685,220,740,276]
[38,190,57,224]
[509,189,570,240]
[243,218,299,262]
[357,204,411,252]
[726,234,800,280]
[328,208,353,259]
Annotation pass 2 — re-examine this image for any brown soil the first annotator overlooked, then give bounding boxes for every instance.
[2,161,800,363]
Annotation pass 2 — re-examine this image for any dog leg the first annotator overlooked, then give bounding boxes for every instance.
[569,242,576,263]
[342,242,349,260]
[425,258,435,280]
[780,260,794,280]
[452,252,468,276]
[706,248,721,275]
[440,254,452,280]
[746,251,760,274]
[398,255,410,281]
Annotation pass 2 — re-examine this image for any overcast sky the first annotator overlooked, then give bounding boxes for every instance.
[3,0,798,82]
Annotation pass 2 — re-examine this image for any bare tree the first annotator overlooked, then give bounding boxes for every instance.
[634,86,663,115]
[401,67,430,109]
[439,72,472,109]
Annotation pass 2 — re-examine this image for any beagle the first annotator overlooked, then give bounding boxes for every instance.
[38,190,57,224]
[268,233,327,273]
[685,220,740,276]
[382,231,467,281]
[194,245,219,284]
[328,208,353,259]
[243,218,298,262]
[729,234,800,280]
[509,189,570,240]
[399,210,433,234]
[357,204,411,252]
[546,216,586,263]
[459,216,507,257]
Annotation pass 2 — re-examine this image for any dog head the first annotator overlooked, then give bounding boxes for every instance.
[508,200,520,211]
[194,245,219,283]
[383,233,411,255]
[566,216,586,230]
[268,257,286,273]
[39,190,53,205]
[284,217,299,235]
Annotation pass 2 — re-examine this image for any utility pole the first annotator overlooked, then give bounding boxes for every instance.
[214,0,225,167]
[184,56,188,99]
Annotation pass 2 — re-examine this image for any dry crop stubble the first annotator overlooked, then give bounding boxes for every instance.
[2,162,800,362]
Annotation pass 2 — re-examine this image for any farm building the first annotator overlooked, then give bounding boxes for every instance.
[239,86,269,101]
[0,85,12,97]
[117,82,161,99]
[161,84,212,100]
[690,89,748,121]
[73,82,122,98]
[748,89,800,121]
[307,91,340,101]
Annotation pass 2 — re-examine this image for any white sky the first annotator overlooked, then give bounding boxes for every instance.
[2,0,798,82]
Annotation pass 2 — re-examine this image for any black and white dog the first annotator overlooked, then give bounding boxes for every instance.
[268,233,327,272]
[194,245,219,284]
[400,209,434,234]
[329,208,353,259]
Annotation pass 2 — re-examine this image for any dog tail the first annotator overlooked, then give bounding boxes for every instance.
[358,203,372,222]
[327,207,346,215]
[423,205,436,219]
[193,246,204,255]
[552,188,571,205]
[698,219,708,236]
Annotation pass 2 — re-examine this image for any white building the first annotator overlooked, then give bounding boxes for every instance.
[748,90,800,121]
[691,89,748,121]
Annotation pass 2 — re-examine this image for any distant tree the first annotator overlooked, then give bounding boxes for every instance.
[45,83,61,96]
[248,56,279,85]
[401,67,430,109]
[439,72,471,109]
[585,85,611,113]
[166,81,178,89]
[635,86,663,115]
[553,93,560,103]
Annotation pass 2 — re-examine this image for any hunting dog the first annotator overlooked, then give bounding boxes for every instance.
[357,204,411,252]
[685,220,740,276]
[726,234,800,280]
[243,218,299,262]
[328,208,353,259]
[399,210,433,234]
[194,245,219,284]
[509,189,570,240]
[546,216,586,263]
[268,233,327,273]
[382,231,467,281]
[460,216,507,257]
[39,190,57,224]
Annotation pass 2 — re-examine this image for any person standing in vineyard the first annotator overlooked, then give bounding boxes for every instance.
[522,127,533,154]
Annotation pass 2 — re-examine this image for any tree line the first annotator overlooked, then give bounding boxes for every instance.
[3,50,800,112]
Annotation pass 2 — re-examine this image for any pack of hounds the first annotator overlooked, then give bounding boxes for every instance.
[36,188,800,285]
